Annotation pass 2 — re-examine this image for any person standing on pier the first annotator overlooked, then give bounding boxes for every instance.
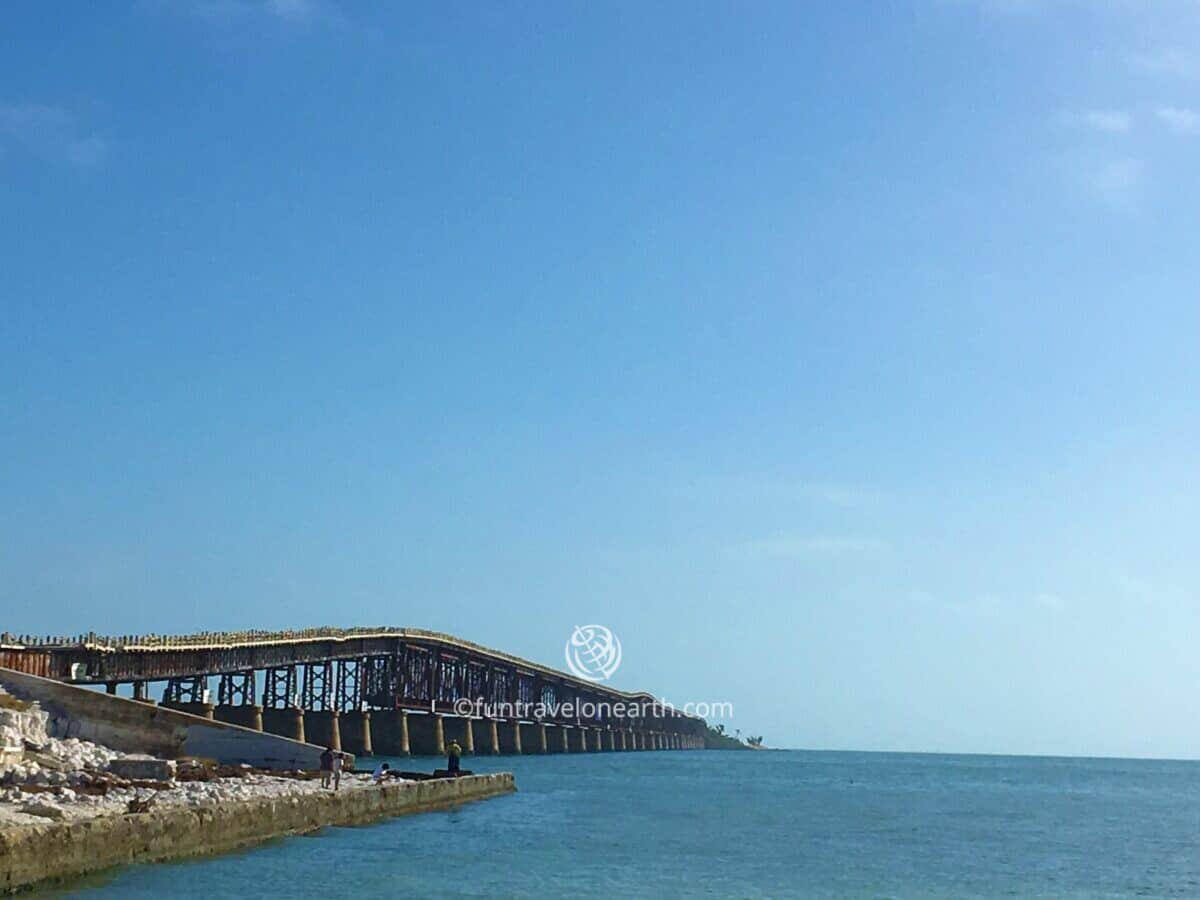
[447,739,462,775]
[332,750,345,790]
[319,747,334,789]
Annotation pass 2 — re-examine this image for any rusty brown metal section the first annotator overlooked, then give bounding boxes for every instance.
[0,649,52,678]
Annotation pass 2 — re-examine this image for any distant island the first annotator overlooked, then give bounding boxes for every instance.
[704,724,768,750]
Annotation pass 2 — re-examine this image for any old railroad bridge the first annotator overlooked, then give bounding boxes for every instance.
[0,627,706,755]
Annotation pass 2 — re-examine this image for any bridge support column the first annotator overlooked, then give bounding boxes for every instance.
[406,713,444,756]
[263,707,305,743]
[619,729,627,750]
[593,727,604,751]
[513,723,533,753]
[537,723,548,754]
[443,716,475,755]
[561,725,570,752]
[369,710,409,756]
[340,711,373,756]
[162,701,215,720]
[605,729,616,751]
[486,719,500,755]
[305,710,341,751]
[576,726,588,752]
[499,720,522,754]
[215,704,263,731]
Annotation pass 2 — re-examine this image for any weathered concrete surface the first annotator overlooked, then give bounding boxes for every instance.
[406,713,444,756]
[0,668,325,770]
[161,701,214,720]
[303,710,340,752]
[213,704,263,732]
[518,723,540,754]
[339,711,372,756]
[0,772,515,895]
[498,720,522,754]
[370,710,409,756]
[441,716,474,755]
[262,707,305,743]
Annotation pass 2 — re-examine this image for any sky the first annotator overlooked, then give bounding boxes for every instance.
[2,1,1198,759]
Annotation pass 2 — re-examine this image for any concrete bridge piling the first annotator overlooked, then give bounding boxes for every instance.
[369,709,409,756]
[340,711,372,756]
[262,707,305,743]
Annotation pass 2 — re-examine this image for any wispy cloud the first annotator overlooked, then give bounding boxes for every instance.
[740,535,891,560]
[1156,105,1200,134]
[0,103,108,167]
[1080,110,1133,134]
[1131,49,1200,79]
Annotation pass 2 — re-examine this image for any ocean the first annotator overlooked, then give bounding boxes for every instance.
[45,749,1200,898]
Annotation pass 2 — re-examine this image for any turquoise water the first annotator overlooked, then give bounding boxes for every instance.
[48,750,1200,898]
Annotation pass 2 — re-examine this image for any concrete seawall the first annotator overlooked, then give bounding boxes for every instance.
[0,667,324,770]
[0,772,515,894]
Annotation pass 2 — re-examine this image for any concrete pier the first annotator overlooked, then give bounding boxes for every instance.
[340,711,373,756]
[537,723,549,753]
[305,710,341,751]
[262,707,305,743]
[594,727,604,750]
[576,726,588,752]
[485,718,500,755]
[214,704,263,732]
[370,710,409,756]
[1,773,517,895]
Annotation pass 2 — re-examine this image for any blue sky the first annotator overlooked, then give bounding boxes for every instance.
[2,2,1198,758]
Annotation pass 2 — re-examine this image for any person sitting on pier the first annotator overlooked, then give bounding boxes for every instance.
[372,761,391,784]
[447,739,462,775]
[319,747,334,789]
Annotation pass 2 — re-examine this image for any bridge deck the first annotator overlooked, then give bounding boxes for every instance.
[0,627,702,736]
